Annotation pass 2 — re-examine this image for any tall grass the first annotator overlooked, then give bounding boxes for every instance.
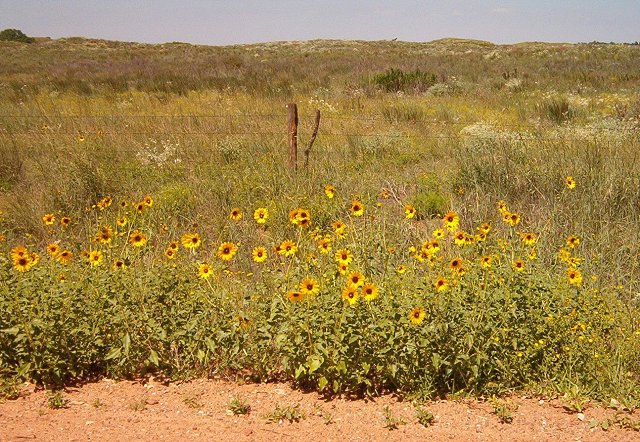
[1,38,640,399]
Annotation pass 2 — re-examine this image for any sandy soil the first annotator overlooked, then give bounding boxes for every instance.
[1,378,639,441]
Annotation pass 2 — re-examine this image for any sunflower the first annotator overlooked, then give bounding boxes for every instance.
[497,200,508,214]
[520,232,537,246]
[337,262,349,275]
[512,259,525,272]
[347,271,365,288]
[46,243,60,256]
[567,268,583,286]
[168,241,179,250]
[362,283,378,302]
[135,202,146,214]
[60,217,71,228]
[181,233,202,249]
[434,276,449,292]
[405,204,416,220]
[335,248,353,265]
[112,259,127,271]
[56,250,73,265]
[453,231,466,246]
[97,196,112,210]
[95,226,113,244]
[277,240,297,257]
[42,213,55,225]
[229,208,243,221]
[143,195,154,207]
[477,223,492,235]
[324,185,335,199]
[480,255,493,268]
[421,240,440,256]
[409,307,426,325]
[379,189,390,199]
[395,265,407,275]
[253,207,269,224]
[443,211,459,232]
[568,256,583,268]
[309,238,327,255]
[14,255,32,272]
[558,248,571,262]
[449,258,465,276]
[89,250,103,267]
[198,263,212,279]
[300,278,320,296]
[77,134,85,143]
[252,246,268,263]
[129,230,147,247]
[475,232,487,242]
[164,248,177,260]
[528,248,538,260]
[116,217,128,228]
[342,285,359,305]
[30,252,40,266]
[507,212,521,226]
[432,228,445,239]
[350,199,364,217]
[287,291,304,302]
[217,242,238,261]
[565,176,576,190]
[566,235,580,249]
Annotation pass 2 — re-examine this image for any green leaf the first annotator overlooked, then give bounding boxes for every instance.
[105,347,122,360]
[148,349,159,366]
[295,365,306,378]
[307,355,323,373]
[362,362,370,374]
[1,326,19,335]
[122,333,131,355]
[318,376,328,391]
[205,337,216,352]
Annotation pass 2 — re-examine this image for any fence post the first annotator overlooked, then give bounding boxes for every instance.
[287,103,298,170]
[304,109,321,169]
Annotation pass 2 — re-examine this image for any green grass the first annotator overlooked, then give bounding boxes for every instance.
[1,37,640,402]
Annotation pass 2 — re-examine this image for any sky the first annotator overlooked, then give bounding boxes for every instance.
[1,0,639,46]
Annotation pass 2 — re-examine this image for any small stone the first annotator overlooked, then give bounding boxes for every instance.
[146,398,159,405]
[577,413,585,421]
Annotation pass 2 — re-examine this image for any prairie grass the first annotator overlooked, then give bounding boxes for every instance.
[1,38,639,401]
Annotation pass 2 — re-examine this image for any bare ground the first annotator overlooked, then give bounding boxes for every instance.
[1,378,639,441]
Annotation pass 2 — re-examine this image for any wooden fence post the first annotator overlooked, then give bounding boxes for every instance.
[287,103,298,170]
[304,109,321,169]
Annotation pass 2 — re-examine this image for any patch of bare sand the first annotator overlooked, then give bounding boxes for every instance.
[1,379,639,441]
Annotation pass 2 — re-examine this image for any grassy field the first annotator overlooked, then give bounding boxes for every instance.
[1,37,640,404]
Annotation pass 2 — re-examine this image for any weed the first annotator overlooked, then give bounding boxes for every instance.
[183,391,203,409]
[128,398,147,412]
[92,398,103,408]
[415,406,435,427]
[490,398,517,424]
[228,396,251,416]
[382,405,406,430]
[265,403,305,424]
[47,391,68,409]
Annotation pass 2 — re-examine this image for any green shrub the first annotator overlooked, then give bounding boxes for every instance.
[0,29,35,43]
[373,68,437,93]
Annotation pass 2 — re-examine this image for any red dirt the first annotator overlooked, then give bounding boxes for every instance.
[1,378,639,441]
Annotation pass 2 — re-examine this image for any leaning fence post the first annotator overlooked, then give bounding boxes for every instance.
[287,103,298,170]
[304,109,321,169]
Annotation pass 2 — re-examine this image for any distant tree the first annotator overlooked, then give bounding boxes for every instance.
[0,28,35,43]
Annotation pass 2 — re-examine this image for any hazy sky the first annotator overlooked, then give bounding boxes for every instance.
[1,1,639,45]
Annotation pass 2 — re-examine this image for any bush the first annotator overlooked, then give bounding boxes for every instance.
[373,68,437,94]
[0,29,35,43]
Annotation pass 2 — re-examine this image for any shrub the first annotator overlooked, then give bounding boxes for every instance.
[0,29,35,43]
[373,68,437,93]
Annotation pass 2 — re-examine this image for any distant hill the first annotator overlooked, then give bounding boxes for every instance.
[1,36,639,96]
